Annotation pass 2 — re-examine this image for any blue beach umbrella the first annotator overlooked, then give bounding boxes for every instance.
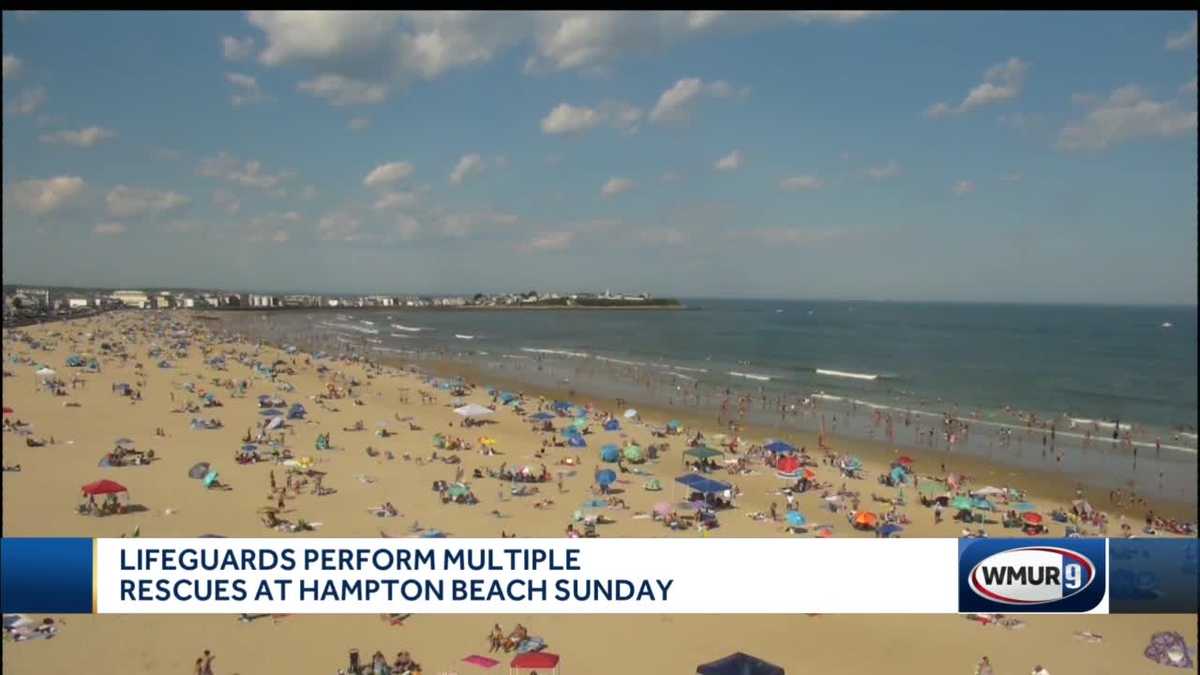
[879,523,904,537]
[765,441,797,455]
[890,466,908,484]
[786,511,807,528]
[241,444,257,454]
[529,412,554,421]
[595,469,616,487]
[568,435,587,448]
[600,445,621,462]
[203,470,219,488]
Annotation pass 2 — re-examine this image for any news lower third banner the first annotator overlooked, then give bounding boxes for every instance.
[1,538,1195,615]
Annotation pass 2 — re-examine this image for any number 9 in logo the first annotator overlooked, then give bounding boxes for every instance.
[1064,563,1082,591]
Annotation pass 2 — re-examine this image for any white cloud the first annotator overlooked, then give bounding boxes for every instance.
[227,72,269,107]
[317,212,363,241]
[1165,19,1197,51]
[437,211,517,238]
[6,86,47,116]
[540,100,642,135]
[364,161,415,188]
[745,227,848,246]
[649,77,740,123]
[348,116,371,131]
[637,228,685,245]
[714,149,744,172]
[93,222,127,236]
[198,152,294,190]
[373,191,419,210]
[38,126,116,148]
[106,185,191,218]
[244,210,302,242]
[540,102,602,134]
[927,57,1029,118]
[222,36,256,61]
[779,175,825,191]
[601,177,634,197]
[864,160,901,179]
[1057,84,1198,151]
[213,188,241,214]
[298,74,388,106]
[6,176,86,214]
[953,179,975,195]
[524,231,574,252]
[2,54,21,79]
[449,153,485,184]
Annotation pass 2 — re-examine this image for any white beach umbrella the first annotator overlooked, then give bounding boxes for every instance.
[454,403,493,417]
[623,408,638,419]
[36,367,57,378]
[265,416,285,430]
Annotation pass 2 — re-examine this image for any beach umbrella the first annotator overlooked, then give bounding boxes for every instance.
[971,497,994,511]
[786,511,807,528]
[479,437,496,447]
[764,441,797,454]
[259,408,282,417]
[844,456,863,470]
[1012,501,1037,513]
[653,501,673,516]
[240,444,258,455]
[971,486,1006,497]
[81,479,127,496]
[814,526,834,538]
[890,466,908,484]
[600,445,620,463]
[567,435,587,448]
[266,416,285,431]
[880,523,904,538]
[603,419,620,431]
[896,455,914,466]
[570,418,588,430]
[447,483,470,498]
[854,511,878,528]
[203,470,219,488]
[595,469,616,487]
[667,420,681,430]
[1022,512,1044,525]
[623,445,643,462]
[2,406,12,414]
[188,462,210,479]
[950,495,975,510]
[623,408,638,419]
[803,468,816,480]
[529,412,554,421]
[461,655,500,669]
[36,367,56,378]
[454,403,493,417]
[696,652,784,675]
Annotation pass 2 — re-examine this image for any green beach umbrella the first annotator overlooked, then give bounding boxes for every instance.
[950,496,974,510]
[447,483,470,498]
[623,445,644,462]
[571,418,588,430]
[683,446,723,462]
[918,481,949,496]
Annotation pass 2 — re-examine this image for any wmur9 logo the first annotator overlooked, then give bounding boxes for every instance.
[959,539,1107,613]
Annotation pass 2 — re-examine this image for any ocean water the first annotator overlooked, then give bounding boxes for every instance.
[222,300,1198,501]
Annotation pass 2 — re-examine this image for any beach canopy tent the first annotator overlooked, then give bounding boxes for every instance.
[600,445,620,463]
[510,652,560,674]
[529,412,555,421]
[696,652,785,675]
[764,441,797,455]
[455,403,493,417]
[603,419,620,431]
[82,479,127,496]
[683,446,724,463]
[675,474,732,495]
[567,435,587,448]
[595,469,617,487]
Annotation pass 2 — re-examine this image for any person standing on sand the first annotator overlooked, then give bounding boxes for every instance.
[202,650,214,675]
[975,656,994,675]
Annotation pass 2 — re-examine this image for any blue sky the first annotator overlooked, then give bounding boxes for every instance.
[3,11,1197,303]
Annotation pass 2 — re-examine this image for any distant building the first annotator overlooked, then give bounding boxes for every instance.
[13,288,50,310]
[67,297,90,309]
[111,290,150,309]
[248,294,276,308]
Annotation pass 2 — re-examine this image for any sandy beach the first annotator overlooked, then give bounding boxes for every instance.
[3,310,1195,674]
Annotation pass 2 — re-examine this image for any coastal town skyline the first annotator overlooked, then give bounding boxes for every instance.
[4,11,1198,304]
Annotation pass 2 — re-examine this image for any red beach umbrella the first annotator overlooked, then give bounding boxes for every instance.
[82,479,128,496]
[2,406,13,414]
[897,455,914,466]
[1022,512,1043,525]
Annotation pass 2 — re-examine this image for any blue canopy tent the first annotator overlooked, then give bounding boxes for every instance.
[600,444,621,462]
[675,474,732,495]
[603,419,620,431]
[696,652,785,675]
[764,441,797,455]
